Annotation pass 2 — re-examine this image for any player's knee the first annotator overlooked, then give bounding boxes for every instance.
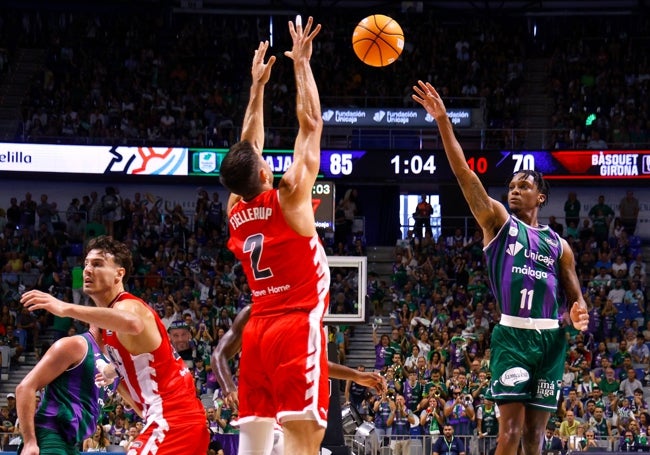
[498,424,523,444]
[283,420,325,452]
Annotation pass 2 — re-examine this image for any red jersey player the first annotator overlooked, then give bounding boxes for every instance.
[21,236,209,455]
[218,16,329,455]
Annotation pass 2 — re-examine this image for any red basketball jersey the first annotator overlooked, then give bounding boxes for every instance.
[227,189,330,317]
[102,292,206,427]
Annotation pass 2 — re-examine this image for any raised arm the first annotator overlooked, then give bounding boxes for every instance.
[227,41,276,213]
[240,40,276,154]
[412,81,508,242]
[278,16,323,236]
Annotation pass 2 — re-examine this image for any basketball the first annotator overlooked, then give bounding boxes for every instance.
[352,15,404,67]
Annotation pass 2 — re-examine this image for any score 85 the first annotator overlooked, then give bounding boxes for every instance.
[328,152,353,176]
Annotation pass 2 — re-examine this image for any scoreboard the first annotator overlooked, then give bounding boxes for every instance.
[319,149,650,183]
[1,143,648,184]
[189,148,650,184]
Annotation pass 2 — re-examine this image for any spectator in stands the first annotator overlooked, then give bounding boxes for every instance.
[583,428,600,450]
[542,425,564,452]
[6,197,20,231]
[628,254,646,285]
[590,405,614,440]
[0,325,24,366]
[562,389,584,419]
[15,306,39,353]
[373,390,396,444]
[586,130,608,150]
[476,397,499,454]
[562,361,576,390]
[100,186,121,238]
[620,369,644,398]
[612,255,629,279]
[432,425,466,455]
[588,195,615,243]
[108,414,128,446]
[36,194,56,234]
[630,334,650,369]
[631,388,648,417]
[620,429,642,451]
[390,393,417,455]
[18,192,37,234]
[611,218,627,244]
[576,371,597,402]
[607,279,626,306]
[443,387,475,436]
[420,394,445,437]
[619,191,640,236]
[559,410,580,440]
[548,215,564,236]
[413,195,434,240]
[613,340,632,371]
[600,299,619,343]
[616,395,637,434]
[83,424,111,452]
[168,319,195,369]
[564,192,581,230]
[0,404,16,448]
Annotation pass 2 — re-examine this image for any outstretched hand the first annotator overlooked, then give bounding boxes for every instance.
[95,362,118,387]
[251,40,276,85]
[20,289,68,317]
[284,15,321,62]
[569,301,589,331]
[357,371,387,395]
[412,80,448,122]
[223,389,239,410]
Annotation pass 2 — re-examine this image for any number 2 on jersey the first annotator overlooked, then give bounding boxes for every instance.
[243,233,272,279]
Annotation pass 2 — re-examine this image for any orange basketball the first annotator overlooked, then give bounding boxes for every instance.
[352,15,404,67]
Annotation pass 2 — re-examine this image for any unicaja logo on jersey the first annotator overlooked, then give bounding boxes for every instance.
[524,249,555,266]
[507,242,555,267]
[506,242,524,257]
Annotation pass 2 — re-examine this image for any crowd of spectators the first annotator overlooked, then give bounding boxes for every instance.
[0,6,648,150]
[0,5,532,148]
[547,15,650,150]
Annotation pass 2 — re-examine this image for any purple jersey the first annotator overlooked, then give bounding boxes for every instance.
[484,215,564,319]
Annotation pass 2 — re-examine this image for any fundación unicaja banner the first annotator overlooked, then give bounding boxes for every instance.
[320,107,472,128]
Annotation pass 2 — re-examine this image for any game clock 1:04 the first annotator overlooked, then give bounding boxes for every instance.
[390,153,437,175]
[320,150,443,180]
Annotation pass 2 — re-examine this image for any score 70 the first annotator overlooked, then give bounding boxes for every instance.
[467,153,535,176]
[511,153,535,173]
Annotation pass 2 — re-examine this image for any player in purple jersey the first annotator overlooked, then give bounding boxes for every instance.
[413,81,589,455]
